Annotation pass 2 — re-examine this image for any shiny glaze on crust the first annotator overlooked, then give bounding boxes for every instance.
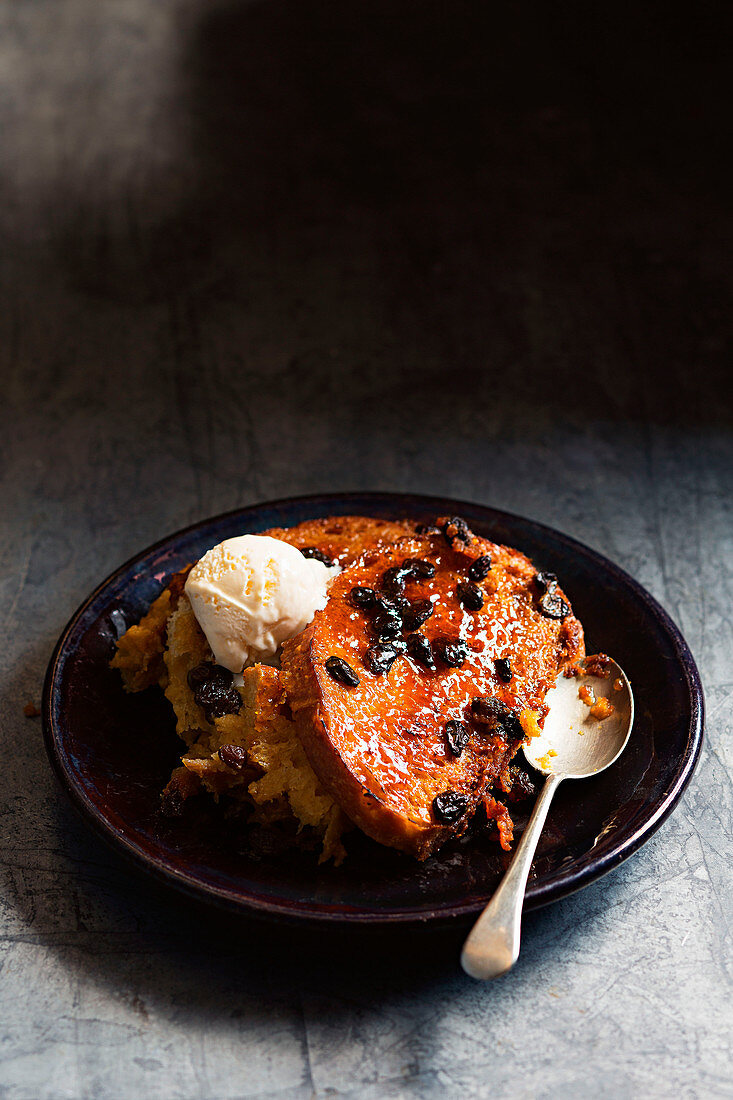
[281,527,584,858]
[262,516,416,565]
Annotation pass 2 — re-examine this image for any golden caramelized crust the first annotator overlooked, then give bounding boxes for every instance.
[281,528,584,859]
[260,515,416,565]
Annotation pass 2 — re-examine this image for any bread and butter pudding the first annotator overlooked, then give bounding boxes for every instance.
[111,515,584,864]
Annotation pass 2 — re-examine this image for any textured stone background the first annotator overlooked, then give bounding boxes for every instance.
[1,2,731,1097]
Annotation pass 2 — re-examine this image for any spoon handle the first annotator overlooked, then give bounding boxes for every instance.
[461,772,562,980]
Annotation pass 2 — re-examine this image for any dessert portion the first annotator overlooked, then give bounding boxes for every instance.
[111,514,584,864]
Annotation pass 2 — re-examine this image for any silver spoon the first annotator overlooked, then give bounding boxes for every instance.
[461,656,634,981]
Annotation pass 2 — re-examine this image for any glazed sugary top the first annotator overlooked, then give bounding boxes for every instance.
[282,517,584,857]
[261,516,416,565]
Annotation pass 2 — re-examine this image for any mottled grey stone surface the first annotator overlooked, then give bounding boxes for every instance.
[1,2,731,1097]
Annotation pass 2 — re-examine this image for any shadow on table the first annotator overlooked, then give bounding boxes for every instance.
[47,0,731,434]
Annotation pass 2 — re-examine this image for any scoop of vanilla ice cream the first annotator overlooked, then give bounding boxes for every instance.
[184,534,338,673]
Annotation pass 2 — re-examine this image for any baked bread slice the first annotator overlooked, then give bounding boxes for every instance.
[281,518,584,859]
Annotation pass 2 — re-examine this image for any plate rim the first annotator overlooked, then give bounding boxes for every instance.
[42,491,705,925]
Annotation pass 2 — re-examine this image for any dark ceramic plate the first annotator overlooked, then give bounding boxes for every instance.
[43,493,703,926]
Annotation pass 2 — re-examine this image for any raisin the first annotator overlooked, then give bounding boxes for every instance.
[325,656,360,687]
[441,516,473,547]
[187,662,239,720]
[444,719,470,757]
[350,585,377,609]
[415,523,440,535]
[505,767,536,803]
[457,580,484,611]
[406,633,436,670]
[432,791,469,825]
[471,696,513,724]
[382,565,409,595]
[471,696,523,741]
[403,557,436,579]
[160,773,194,817]
[187,662,232,692]
[300,546,335,567]
[539,592,570,620]
[218,744,249,771]
[534,571,569,619]
[374,593,409,616]
[435,639,469,668]
[195,680,242,720]
[371,609,403,640]
[364,642,402,675]
[495,657,513,683]
[468,555,492,581]
[401,599,434,632]
[187,664,211,692]
[503,713,524,740]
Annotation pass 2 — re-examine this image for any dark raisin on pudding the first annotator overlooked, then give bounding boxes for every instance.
[187,662,241,721]
[432,791,469,824]
[457,580,485,611]
[440,516,474,548]
[539,592,570,620]
[406,633,436,670]
[401,599,434,632]
[300,546,336,567]
[403,557,436,579]
[364,642,403,675]
[471,695,512,724]
[218,744,250,771]
[444,719,470,757]
[495,657,513,683]
[435,639,469,668]
[533,570,570,620]
[325,656,360,687]
[195,680,242,720]
[470,696,523,740]
[468,555,492,581]
[374,593,410,617]
[506,767,536,803]
[382,565,409,595]
[371,610,403,641]
[350,585,377,609]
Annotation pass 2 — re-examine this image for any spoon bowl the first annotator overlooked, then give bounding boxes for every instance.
[524,657,633,778]
[461,655,634,980]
